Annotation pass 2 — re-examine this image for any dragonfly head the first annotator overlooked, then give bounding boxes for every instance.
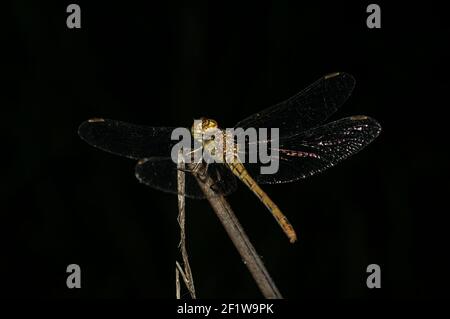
[201,118,218,130]
[191,118,219,140]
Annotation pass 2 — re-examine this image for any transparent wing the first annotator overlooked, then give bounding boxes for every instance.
[78,118,178,159]
[234,73,355,137]
[240,116,381,184]
[135,158,238,199]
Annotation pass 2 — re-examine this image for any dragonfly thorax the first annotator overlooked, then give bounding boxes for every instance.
[191,117,239,163]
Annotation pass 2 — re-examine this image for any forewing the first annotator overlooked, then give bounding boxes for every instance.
[241,116,381,184]
[78,118,178,159]
[234,73,355,136]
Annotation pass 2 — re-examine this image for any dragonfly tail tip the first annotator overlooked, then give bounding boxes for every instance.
[289,234,298,244]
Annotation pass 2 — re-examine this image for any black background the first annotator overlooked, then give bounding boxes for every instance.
[3,1,450,299]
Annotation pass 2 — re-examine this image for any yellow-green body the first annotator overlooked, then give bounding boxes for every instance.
[192,118,297,243]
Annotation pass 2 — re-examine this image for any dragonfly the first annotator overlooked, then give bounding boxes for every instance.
[78,72,381,243]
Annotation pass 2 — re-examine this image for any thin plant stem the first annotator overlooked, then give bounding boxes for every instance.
[194,166,283,299]
[176,150,196,299]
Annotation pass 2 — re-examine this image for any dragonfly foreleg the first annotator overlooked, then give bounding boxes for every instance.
[177,148,204,172]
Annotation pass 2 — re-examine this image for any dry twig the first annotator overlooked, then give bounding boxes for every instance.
[176,150,196,299]
[194,166,283,299]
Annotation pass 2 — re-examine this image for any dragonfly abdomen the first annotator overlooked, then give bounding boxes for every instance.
[227,161,297,243]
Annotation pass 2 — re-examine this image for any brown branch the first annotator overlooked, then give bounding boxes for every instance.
[194,167,283,299]
[175,264,181,299]
[176,151,196,299]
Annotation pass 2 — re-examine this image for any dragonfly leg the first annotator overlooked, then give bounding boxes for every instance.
[192,161,206,174]
[176,147,204,173]
[178,161,200,173]
[177,161,211,182]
